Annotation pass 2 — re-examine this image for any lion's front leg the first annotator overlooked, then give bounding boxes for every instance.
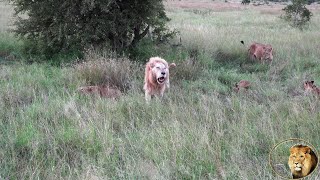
[145,91,152,103]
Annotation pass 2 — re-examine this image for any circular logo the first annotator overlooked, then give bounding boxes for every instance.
[269,138,318,179]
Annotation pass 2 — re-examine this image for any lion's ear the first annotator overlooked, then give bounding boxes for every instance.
[305,147,311,154]
[147,62,155,70]
[289,148,294,154]
[169,63,176,68]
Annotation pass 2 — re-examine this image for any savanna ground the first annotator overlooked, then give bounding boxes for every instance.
[1,0,320,179]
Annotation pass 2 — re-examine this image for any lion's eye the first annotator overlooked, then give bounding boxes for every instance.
[293,156,296,158]
[156,67,160,69]
[300,155,304,158]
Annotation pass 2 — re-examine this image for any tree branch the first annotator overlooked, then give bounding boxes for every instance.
[130,24,150,47]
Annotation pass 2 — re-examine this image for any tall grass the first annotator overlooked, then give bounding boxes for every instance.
[1,1,320,179]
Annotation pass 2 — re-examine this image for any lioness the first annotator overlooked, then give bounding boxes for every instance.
[241,41,273,63]
[288,144,318,179]
[144,57,176,102]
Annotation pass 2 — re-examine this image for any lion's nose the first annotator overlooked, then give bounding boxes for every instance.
[295,162,298,165]
[161,72,166,75]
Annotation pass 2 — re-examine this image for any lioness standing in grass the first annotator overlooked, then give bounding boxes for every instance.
[241,41,273,63]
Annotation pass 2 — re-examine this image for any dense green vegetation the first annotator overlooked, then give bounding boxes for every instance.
[6,0,174,59]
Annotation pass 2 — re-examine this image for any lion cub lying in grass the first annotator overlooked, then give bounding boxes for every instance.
[77,85,122,99]
[233,80,251,93]
[304,81,320,96]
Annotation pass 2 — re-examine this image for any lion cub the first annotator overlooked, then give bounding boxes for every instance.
[77,85,122,99]
[234,80,250,93]
[241,41,273,63]
[304,81,320,96]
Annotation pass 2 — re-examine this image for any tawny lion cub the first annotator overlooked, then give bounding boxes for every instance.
[241,41,273,63]
[234,80,250,93]
[77,85,122,99]
[144,57,176,102]
[304,81,320,96]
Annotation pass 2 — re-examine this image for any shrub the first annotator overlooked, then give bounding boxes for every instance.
[241,0,251,5]
[8,0,175,58]
[171,58,202,82]
[281,0,313,29]
[74,49,141,92]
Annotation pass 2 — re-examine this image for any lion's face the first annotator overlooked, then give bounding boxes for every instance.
[288,145,317,178]
[249,43,273,62]
[304,81,315,91]
[151,62,168,85]
[262,45,273,61]
[289,150,308,172]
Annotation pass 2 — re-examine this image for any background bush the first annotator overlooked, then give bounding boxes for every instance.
[281,0,313,29]
[7,0,175,58]
[74,49,142,92]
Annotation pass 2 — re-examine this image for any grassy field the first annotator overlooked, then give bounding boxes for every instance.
[1,0,320,179]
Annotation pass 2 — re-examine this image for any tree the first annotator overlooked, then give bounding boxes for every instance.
[281,0,313,29]
[8,0,175,57]
[241,0,250,5]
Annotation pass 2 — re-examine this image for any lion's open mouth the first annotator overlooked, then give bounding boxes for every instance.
[157,77,165,84]
[294,167,302,171]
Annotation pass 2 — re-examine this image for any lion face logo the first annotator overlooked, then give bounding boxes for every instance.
[288,145,318,179]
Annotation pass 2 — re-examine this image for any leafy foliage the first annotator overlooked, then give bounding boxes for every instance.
[8,0,175,58]
[281,0,313,29]
[74,49,141,92]
[241,0,250,5]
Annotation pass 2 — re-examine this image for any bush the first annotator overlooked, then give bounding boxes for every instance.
[281,0,313,29]
[8,0,175,58]
[241,0,251,5]
[74,49,141,92]
[171,58,202,82]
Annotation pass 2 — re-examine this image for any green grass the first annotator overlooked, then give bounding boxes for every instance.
[1,1,320,179]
